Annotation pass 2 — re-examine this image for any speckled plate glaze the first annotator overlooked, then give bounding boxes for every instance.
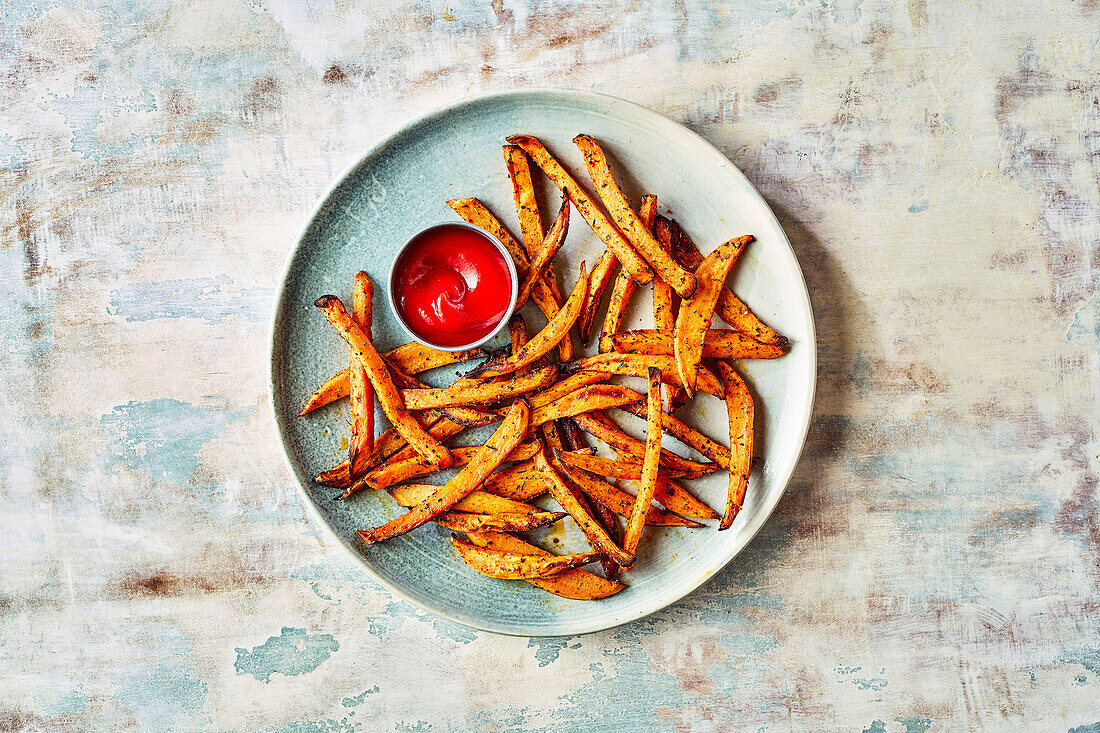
[270,89,816,636]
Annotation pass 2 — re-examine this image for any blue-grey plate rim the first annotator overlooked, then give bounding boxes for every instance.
[268,87,817,637]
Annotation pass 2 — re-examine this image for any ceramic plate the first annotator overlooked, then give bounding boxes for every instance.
[270,89,815,636]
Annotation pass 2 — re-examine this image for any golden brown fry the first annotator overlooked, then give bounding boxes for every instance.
[471,264,587,379]
[716,361,753,530]
[447,196,567,351]
[506,134,653,283]
[385,367,502,426]
[574,135,696,297]
[578,249,617,344]
[530,384,642,427]
[533,444,635,566]
[315,296,453,469]
[389,484,542,515]
[435,510,566,533]
[670,222,787,347]
[503,143,543,261]
[516,194,569,308]
[555,451,717,519]
[556,451,681,481]
[618,402,732,470]
[571,412,718,479]
[480,460,547,501]
[673,235,751,396]
[357,400,530,543]
[346,441,539,497]
[551,453,703,528]
[316,410,449,488]
[611,329,786,360]
[402,360,557,410]
[446,197,530,274]
[597,194,657,352]
[464,531,625,599]
[451,535,602,579]
[652,217,684,408]
[348,272,375,476]
[299,346,486,415]
[298,370,350,416]
[621,368,663,562]
[557,417,620,580]
[564,353,725,399]
[527,371,612,409]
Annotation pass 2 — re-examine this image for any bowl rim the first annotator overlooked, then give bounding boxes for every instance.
[268,87,817,637]
[385,221,519,352]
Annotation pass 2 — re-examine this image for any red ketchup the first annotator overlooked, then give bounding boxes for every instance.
[392,225,513,348]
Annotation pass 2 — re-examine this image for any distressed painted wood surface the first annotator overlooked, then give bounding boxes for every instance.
[2,1,1098,730]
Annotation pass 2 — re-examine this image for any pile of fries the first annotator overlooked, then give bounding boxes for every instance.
[302,134,788,600]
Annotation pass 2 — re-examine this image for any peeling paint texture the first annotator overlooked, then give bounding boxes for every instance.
[1,0,1098,731]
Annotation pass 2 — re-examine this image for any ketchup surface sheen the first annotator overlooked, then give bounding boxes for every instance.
[393,225,513,348]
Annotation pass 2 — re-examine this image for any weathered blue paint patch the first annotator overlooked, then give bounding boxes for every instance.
[234,627,340,683]
[908,199,930,213]
[100,398,250,484]
[528,637,571,667]
[342,686,379,707]
[39,684,88,716]
[1067,295,1098,348]
[862,721,887,733]
[895,717,932,733]
[395,721,432,732]
[107,275,274,324]
[852,676,888,691]
[110,624,210,730]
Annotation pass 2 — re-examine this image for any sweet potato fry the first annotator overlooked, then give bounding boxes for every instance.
[447,196,566,347]
[530,384,642,427]
[527,371,612,409]
[385,367,502,426]
[402,360,557,410]
[533,444,635,566]
[571,412,718,479]
[558,416,621,580]
[348,272,375,476]
[716,361,753,530]
[469,264,587,379]
[299,346,486,416]
[298,370,350,416]
[315,296,453,469]
[578,249,617,344]
[346,440,538,497]
[564,353,725,399]
[551,453,703,528]
[618,402,732,470]
[652,217,684,407]
[446,197,530,274]
[357,400,530,543]
[388,484,542,515]
[555,451,681,481]
[673,235,752,396]
[574,135,696,297]
[597,194,656,353]
[435,510,566,533]
[464,531,625,599]
[556,451,717,519]
[611,328,786,360]
[503,143,543,262]
[505,134,653,283]
[670,222,786,347]
[318,410,455,489]
[621,368,663,562]
[480,460,547,501]
[517,194,569,308]
[451,535,602,579]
